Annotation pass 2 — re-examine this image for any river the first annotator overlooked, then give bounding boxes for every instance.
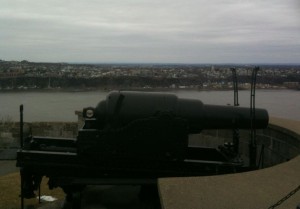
[0,89,299,122]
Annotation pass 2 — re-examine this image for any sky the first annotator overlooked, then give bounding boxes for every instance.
[0,0,299,64]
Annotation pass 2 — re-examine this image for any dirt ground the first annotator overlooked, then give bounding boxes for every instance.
[0,161,65,209]
[0,161,161,209]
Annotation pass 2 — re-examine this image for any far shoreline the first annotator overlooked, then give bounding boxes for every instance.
[0,86,296,93]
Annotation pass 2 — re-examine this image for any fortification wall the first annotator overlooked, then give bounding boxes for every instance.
[189,118,300,167]
[0,122,78,159]
[1,118,300,165]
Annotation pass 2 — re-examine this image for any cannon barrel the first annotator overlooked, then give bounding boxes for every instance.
[94,91,268,133]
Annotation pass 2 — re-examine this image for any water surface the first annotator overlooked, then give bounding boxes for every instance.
[0,89,299,122]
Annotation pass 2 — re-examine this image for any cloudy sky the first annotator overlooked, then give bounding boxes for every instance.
[0,0,299,63]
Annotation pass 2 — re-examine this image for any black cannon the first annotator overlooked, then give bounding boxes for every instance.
[77,91,268,162]
[17,91,268,207]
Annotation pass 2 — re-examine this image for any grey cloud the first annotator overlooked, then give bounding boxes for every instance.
[0,0,299,63]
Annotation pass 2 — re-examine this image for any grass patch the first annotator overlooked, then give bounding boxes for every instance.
[0,172,65,209]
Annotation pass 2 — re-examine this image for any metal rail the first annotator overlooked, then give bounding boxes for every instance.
[249,66,259,168]
[231,68,240,155]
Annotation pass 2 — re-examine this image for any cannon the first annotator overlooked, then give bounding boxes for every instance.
[92,91,268,131]
[77,91,268,162]
[16,91,268,207]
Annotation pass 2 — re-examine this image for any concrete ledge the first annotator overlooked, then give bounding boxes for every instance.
[159,156,300,209]
[158,117,300,209]
[269,117,300,136]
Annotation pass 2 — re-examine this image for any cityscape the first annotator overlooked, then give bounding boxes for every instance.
[0,60,299,91]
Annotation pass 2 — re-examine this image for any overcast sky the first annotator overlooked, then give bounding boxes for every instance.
[0,0,299,64]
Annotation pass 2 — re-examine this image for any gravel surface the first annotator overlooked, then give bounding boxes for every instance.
[36,185,161,209]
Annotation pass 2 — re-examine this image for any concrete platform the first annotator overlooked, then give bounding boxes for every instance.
[158,117,300,209]
[269,117,300,136]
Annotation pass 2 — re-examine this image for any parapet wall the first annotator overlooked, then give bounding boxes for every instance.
[0,122,78,143]
[1,117,299,165]
[189,117,300,167]
[258,122,300,166]
[0,122,78,159]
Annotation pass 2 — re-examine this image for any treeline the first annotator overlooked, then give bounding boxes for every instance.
[0,76,206,89]
[222,74,300,85]
[0,74,299,90]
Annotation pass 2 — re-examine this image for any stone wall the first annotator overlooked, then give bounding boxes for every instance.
[260,124,300,166]
[189,124,300,168]
[29,122,78,138]
[1,120,300,165]
[0,121,78,159]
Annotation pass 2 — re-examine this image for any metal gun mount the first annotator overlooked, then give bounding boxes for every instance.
[17,91,269,208]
